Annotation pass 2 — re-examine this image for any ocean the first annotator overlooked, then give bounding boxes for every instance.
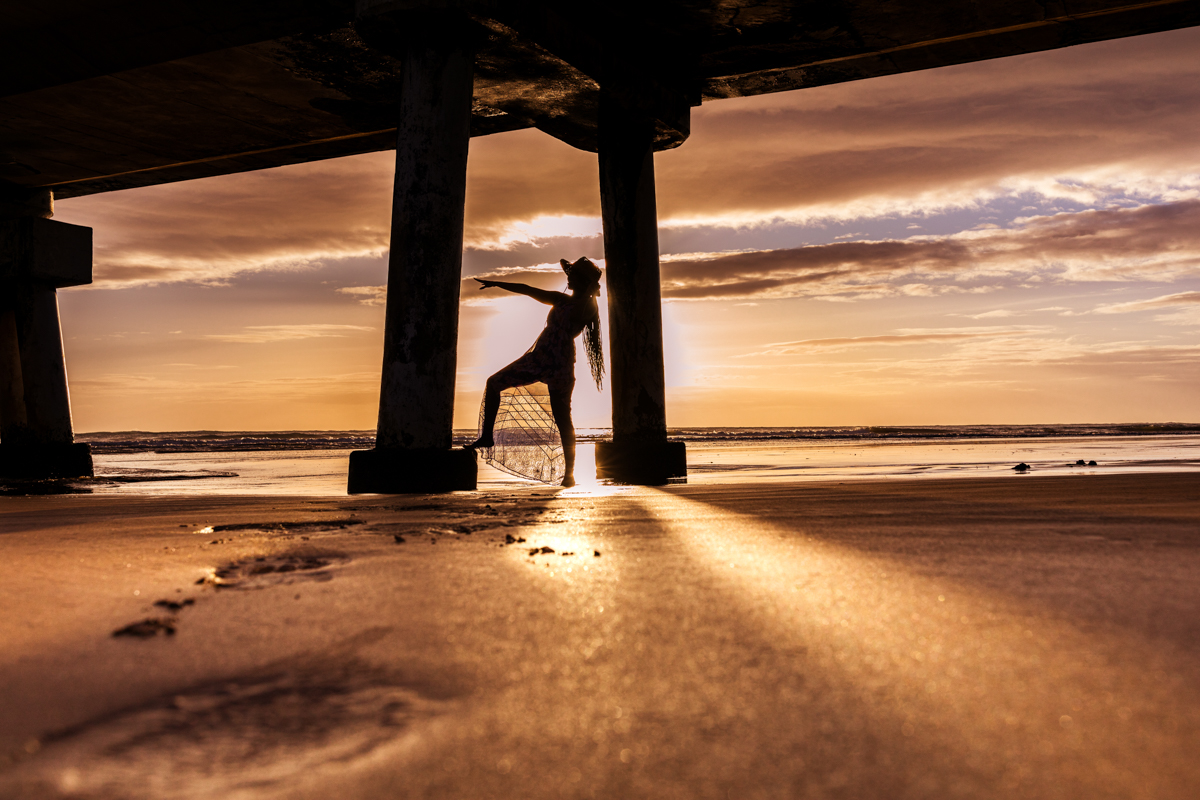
[59,425,1200,496]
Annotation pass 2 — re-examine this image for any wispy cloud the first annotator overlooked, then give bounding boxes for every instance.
[160,363,238,370]
[1093,291,1200,314]
[967,310,1019,319]
[336,286,387,306]
[205,324,374,344]
[744,327,1041,355]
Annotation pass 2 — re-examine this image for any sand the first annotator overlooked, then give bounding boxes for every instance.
[1,472,1198,799]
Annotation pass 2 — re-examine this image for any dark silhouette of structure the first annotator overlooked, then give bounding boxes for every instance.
[3,1,1199,488]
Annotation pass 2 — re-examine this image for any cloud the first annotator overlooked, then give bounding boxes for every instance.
[160,363,237,369]
[966,310,1018,319]
[1093,291,1200,314]
[57,155,396,287]
[745,328,1040,355]
[654,28,1200,228]
[205,324,374,344]
[337,285,387,306]
[659,200,1200,300]
[854,337,1200,376]
[76,370,379,395]
[762,334,1200,389]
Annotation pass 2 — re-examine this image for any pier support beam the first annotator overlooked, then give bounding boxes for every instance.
[0,188,93,479]
[348,13,476,493]
[594,100,686,485]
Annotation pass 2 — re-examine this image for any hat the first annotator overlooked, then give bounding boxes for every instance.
[560,257,602,286]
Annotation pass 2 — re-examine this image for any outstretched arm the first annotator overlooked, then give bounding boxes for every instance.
[475,278,566,306]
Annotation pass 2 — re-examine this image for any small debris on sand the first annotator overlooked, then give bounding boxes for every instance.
[393,534,406,543]
[112,618,176,638]
[505,534,526,545]
[529,546,555,555]
[1076,459,1086,466]
[1013,463,1031,472]
[153,599,194,612]
[1089,460,1098,466]
[594,550,601,557]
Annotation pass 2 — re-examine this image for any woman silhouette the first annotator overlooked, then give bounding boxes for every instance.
[466,257,604,487]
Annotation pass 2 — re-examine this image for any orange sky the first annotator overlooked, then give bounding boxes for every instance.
[52,27,1200,432]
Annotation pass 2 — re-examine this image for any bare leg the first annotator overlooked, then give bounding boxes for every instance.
[466,376,504,449]
[550,386,575,487]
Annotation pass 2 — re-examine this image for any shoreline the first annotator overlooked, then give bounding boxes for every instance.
[98,433,1200,495]
[2,431,1196,497]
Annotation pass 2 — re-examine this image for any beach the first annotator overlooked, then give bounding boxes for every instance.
[2,457,1199,799]
[9,5,1200,797]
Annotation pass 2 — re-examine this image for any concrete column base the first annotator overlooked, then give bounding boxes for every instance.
[596,440,687,485]
[347,447,476,494]
[0,442,92,480]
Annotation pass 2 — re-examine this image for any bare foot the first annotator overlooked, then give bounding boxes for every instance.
[464,436,494,450]
[561,475,575,488]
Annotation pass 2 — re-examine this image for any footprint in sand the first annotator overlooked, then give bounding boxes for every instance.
[195,549,349,590]
[114,547,346,639]
[2,661,445,799]
[111,599,195,638]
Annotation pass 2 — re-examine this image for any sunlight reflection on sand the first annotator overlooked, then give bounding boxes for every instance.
[637,489,1200,797]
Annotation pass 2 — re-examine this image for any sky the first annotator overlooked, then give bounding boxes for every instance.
[53,26,1200,432]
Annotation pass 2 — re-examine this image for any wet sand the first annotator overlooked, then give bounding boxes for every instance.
[1,473,1198,799]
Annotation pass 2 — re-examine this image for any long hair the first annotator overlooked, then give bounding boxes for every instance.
[584,316,604,391]
[564,256,605,391]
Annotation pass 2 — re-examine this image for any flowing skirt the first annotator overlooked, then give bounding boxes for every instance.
[476,382,565,484]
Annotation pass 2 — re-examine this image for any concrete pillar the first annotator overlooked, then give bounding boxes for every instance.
[594,99,687,485]
[0,304,28,440]
[347,14,476,493]
[0,188,93,479]
[13,285,75,444]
